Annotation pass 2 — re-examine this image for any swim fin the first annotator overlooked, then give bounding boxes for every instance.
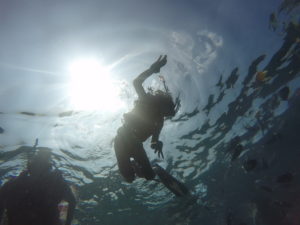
[153,163,189,197]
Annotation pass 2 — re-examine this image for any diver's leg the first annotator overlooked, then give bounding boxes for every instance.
[133,143,156,180]
[130,159,145,178]
[114,134,135,183]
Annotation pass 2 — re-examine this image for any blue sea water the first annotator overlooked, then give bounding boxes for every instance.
[1,1,300,225]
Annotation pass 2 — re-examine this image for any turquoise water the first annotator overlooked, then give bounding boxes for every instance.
[1,0,300,224]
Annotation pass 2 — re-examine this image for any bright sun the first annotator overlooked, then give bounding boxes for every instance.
[67,58,123,111]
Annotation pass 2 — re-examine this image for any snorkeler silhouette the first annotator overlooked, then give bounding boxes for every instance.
[114,55,177,183]
[0,149,76,225]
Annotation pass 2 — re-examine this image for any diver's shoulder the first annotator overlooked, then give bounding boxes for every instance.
[0,171,28,191]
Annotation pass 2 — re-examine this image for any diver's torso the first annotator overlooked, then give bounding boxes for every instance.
[123,96,163,142]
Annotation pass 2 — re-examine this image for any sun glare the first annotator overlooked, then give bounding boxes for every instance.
[67,58,123,111]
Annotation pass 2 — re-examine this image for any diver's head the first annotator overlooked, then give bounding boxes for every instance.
[154,90,176,117]
[27,149,52,176]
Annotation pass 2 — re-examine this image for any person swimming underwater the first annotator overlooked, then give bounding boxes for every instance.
[114,55,178,183]
[0,149,76,225]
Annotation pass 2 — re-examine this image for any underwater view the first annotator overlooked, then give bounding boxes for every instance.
[1,0,300,224]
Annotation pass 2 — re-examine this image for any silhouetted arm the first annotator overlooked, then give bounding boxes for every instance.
[64,185,76,225]
[133,68,154,98]
[151,119,164,159]
[151,120,163,144]
[55,170,76,225]
[133,55,167,98]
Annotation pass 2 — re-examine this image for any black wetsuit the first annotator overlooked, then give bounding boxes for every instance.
[114,68,164,183]
[0,170,76,225]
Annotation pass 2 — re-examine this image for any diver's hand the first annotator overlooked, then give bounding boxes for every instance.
[151,141,164,159]
[149,55,167,73]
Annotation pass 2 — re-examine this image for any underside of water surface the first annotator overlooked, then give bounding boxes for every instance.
[1,0,300,225]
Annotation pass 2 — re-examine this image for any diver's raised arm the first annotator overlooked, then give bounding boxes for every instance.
[133,55,167,98]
